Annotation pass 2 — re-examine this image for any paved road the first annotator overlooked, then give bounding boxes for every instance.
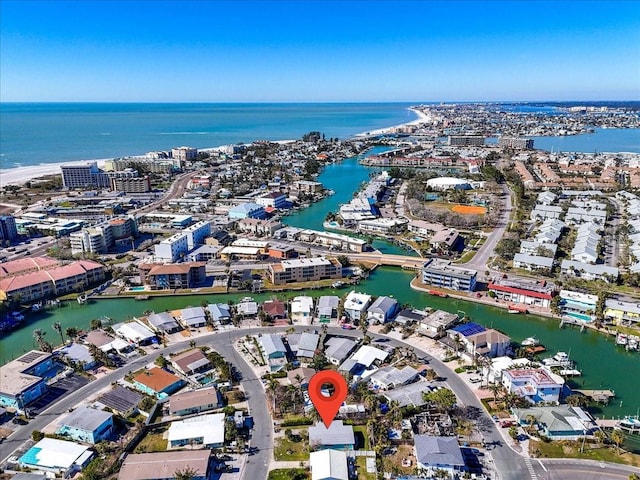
[4,324,639,480]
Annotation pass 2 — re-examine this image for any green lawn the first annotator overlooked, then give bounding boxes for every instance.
[273,433,309,461]
[133,426,168,453]
[530,440,640,467]
[355,456,377,480]
[268,469,309,480]
[456,250,477,264]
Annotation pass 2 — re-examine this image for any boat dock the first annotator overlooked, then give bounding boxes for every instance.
[574,389,616,403]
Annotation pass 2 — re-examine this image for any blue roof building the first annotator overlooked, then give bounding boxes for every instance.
[228,202,267,220]
[58,407,114,444]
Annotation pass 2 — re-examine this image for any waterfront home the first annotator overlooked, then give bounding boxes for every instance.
[604,298,640,324]
[112,320,156,346]
[413,435,465,476]
[325,337,358,366]
[268,256,343,285]
[228,202,267,220]
[138,261,206,290]
[169,387,222,416]
[317,295,340,323]
[421,259,477,292]
[256,191,288,209]
[430,228,464,254]
[366,295,399,324]
[417,309,459,338]
[179,306,207,329]
[259,334,287,372]
[262,299,287,321]
[488,280,554,309]
[207,303,231,324]
[146,312,182,334]
[560,259,619,282]
[365,365,419,390]
[287,332,319,360]
[59,343,97,370]
[167,413,225,449]
[310,449,349,480]
[19,438,94,478]
[463,329,511,358]
[559,290,598,321]
[170,348,211,376]
[118,450,212,480]
[132,367,185,399]
[291,295,314,322]
[483,356,531,384]
[511,405,597,440]
[513,253,554,273]
[343,291,372,321]
[57,406,114,444]
[0,350,53,411]
[96,386,142,417]
[501,368,563,404]
[309,420,355,450]
[84,329,130,354]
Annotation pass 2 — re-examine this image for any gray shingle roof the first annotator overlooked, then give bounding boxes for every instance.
[414,435,465,468]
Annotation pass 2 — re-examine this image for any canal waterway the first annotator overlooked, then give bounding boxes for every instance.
[1,145,638,418]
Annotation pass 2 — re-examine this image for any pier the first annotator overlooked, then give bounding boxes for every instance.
[574,389,616,403]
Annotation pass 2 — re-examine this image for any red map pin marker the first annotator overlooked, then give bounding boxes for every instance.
[308,370,348,428]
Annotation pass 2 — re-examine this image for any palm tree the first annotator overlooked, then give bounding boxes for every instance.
[488,383,502,404]
[525,414,537,433]
[267,378,279,415]
[65,326,79,341]
[32,328,51,351]
[594,429,606,448]
[610,429,625,455]
[52,322,64,345]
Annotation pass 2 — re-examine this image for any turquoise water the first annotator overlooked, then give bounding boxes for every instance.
[0,102,417,168]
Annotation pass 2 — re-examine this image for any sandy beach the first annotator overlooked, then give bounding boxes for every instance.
[354,106,430,137]
[0,159,109,188]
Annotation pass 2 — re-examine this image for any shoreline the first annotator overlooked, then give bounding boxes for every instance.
[0,106,425,188]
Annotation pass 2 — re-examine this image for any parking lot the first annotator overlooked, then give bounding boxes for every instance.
[28,374,90,415]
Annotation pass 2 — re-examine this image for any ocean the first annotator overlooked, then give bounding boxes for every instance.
[0,102,418,168]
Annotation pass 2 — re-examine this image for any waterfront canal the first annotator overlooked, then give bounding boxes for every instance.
[1,146,639,418]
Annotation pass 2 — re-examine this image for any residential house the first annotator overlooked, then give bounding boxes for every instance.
[366,366,419,390]
[236,300,258,317]
[262,300,287,321]
[413,435,465,475]
[146,312,181,334]
[207,303,231,324]
[287,367,315,389]
[502,368,563,404]
[96,386,142,417]
[228,202,267,220]
[366,296,398,324]
[560,260,619,282]
[169,387,221,416]
[604,298,640,324]
[57,406,114,444]
[287,332,319,360]
[291,296,314,322]
[308,420,356,450]
[325,337,358,366]
[310,449,349,480]
[395,308,427,326]
[179,306,207,329]
[418,310,459,338]
[512,405,598,440]
[259,334,288,372]
[343,291,372,321]
[112,321,156,346]
[118,451,211,480]
[0,350,53,410]
[339,345,389,376]
[317,296,340,323]
[559,290,598,321]
[170,349,211,376]
[19,438,94,478]
[59,343,97,371]
[463,329,511,358]
[132,367,185,399]
[513,253,554,273]
[167,413,225,449]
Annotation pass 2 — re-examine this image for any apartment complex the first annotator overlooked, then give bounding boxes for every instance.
[448,135,485,146]
[110,176,151,193]
[268,256,342,285]
[61,162,111,189]
[70,216,137,255]
[0,215,18,243]
[498,137,534,149]
[421,259,477,292]
[153,220,211,262]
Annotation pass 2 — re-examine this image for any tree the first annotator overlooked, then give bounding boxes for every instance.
[610,429,625,455]
[33,328,52,352]
[508,426,519,441]
[52,321,64,345]
[90,318,103,330]
[423,387,457,412]
[154,355,168,368]
[65,326,79,341]
[565,394,589,408]
[174,466,199,480]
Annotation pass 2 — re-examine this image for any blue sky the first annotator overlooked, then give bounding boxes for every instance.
[1,0,639,102]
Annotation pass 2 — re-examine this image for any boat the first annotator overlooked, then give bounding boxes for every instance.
[428,289,448,298]
[10,311,25,321]
[615,333,628,346]
[135,295,150,301]
[508,304,528,314]
[618,416,640,434]
[542,351,573,367]
[31,302,43,312]
[627,336,639,351]
[521,337,540,347]
[331,281,345,289]
[77,294,88,305]
[240,297,254,303]
[558,368,582,376]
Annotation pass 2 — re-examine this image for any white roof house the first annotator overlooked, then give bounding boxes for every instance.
[310,449,348,480]
[291,296,314,321]
[112,321,156,345]
[167,413,225,449]
[19,438,93,475]
[180,306,207,328]
[343,291,372,320]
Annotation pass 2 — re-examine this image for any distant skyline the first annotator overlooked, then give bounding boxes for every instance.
[1,0,639,103]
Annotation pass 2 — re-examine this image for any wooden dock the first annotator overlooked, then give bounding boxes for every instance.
[574,389,616,403]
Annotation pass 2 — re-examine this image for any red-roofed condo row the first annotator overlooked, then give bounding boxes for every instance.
[0,256,105,303]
